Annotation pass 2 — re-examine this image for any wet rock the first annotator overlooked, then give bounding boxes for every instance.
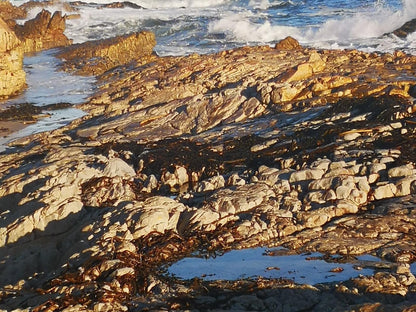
[230,294,265,311]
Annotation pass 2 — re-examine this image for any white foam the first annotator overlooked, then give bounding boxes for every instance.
[107,0,230,9]
[307,0,416,42]
[207,0,416,54]
[208,12,301,43]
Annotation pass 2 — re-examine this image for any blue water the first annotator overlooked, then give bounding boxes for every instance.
[11,0,416,56]
[168,247,378,284]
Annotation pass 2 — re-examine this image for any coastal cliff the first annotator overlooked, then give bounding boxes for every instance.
[0,17,25,99]
[0,3,71,99]
[1,5,416,311]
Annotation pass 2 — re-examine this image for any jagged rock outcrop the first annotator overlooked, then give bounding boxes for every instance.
[58,31,157,75]
[14,9,72,53]
[0,17,25,99]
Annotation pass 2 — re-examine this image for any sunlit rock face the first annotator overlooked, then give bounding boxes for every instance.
[0,17,25,99]
[14,9,72,53]
[1,36,416,311]
[58,30,157,75]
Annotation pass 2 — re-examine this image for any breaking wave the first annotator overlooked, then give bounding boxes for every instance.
[208,0,416,51]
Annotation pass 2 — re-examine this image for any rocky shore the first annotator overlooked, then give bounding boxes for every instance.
[1,3,416,311]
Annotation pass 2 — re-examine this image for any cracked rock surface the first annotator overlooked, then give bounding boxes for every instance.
[1,37,416,311]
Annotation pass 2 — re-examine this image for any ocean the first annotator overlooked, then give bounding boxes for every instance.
[11,0,416,56]
[1,0,416,150]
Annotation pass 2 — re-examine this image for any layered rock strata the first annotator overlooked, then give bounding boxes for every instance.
[0,17,25,99]
[0,2,73,99]
[58,31,157,75]
[1,37,416,310]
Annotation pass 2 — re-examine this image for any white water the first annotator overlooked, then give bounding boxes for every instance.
[168,247,380,284]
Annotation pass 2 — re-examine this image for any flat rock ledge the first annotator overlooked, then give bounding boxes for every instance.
[1,37,416,311]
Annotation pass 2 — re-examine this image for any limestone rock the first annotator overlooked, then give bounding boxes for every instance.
[131,197,185,239]
[58,31,157,75]
[289,169,324,182]
[0,17,25,99]
[388,164,414,178]
[373,183,397,200]
[0,1,26,23]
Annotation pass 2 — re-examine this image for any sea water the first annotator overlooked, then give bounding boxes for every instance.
[168,247,376,284]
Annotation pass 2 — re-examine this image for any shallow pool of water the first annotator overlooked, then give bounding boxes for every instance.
[168,247,385,284]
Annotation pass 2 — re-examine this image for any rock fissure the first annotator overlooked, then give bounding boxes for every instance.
[1,15,416,310]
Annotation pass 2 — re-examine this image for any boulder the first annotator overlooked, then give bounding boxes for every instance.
[14,9,72,53]
[274,36,301,50]
[0,17,26,99]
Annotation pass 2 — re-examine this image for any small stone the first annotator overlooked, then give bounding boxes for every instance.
[373,183,397,200]
[368,173,379,184]
[289,169,324,182]
[275,36,301,50]
[388,165,414,178]
[103,158,136,178]
[343,132,361,141]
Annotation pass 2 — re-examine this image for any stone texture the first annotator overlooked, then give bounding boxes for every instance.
[14,9,72,53]
[1,32,416,311]
[58,31,157,75]
[0,17,25,99]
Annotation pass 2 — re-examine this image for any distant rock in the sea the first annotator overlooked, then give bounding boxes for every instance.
[0,0,26,24]
[392,18,416,38]
[14,9,72,53]
[0,17,25,99]
[275,36,302,50]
